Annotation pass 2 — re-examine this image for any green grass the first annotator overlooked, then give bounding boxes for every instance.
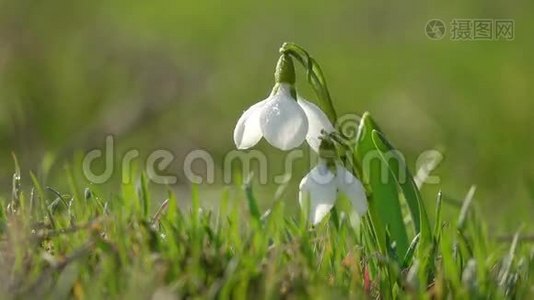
[1,155,533,299]
[2,35,534,298]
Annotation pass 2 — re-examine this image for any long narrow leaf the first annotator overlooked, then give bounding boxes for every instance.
[371,130,432,244]
[354,112,409,259]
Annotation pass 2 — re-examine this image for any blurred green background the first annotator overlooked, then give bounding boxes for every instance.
[0,0,533,230]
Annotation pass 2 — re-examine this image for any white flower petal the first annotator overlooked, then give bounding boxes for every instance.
[299,163,337,225]
[233,99,267,149]
[336,166,368,216]
[297,98,334,152]
[260,86,308,150]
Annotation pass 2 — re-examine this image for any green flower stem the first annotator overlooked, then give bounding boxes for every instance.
[280,43,364,184]
[279,42,338,124]
[280,43,368,203]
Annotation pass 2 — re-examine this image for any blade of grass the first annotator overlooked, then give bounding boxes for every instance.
[243,173,261,223]
[457,185,476,232]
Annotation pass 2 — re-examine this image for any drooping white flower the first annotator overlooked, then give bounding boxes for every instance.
[299,159,368,225]
[233,84,337,151]
[234,52,336,152]
[233,83,309,151]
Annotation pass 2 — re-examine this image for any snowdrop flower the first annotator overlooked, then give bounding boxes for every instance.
[233,54,335,151]
[233,82,309,150]
[299,159,368,225]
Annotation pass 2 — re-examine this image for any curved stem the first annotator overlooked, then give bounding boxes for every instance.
[279,42,338,124]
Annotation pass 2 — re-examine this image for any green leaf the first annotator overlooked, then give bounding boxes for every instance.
[354,112,409,259]
[30,171,50,220]
[457,185,476,232]
[244,179,261,224]
[371,130,432,244]
[402,233,420,269]
[433,191,443,242]
[65,163,81,202]
[138,172,150,219]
